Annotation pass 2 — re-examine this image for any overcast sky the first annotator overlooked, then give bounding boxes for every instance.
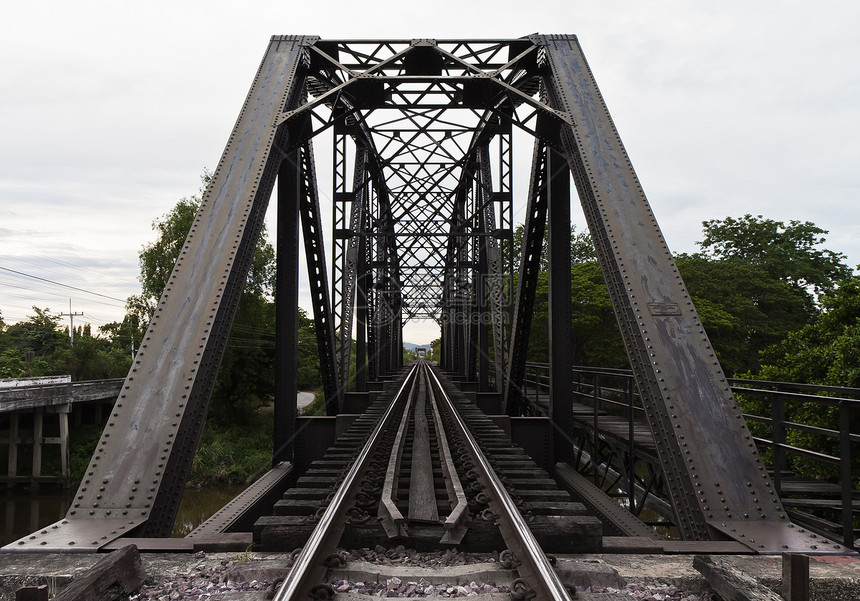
[1,1,858,346]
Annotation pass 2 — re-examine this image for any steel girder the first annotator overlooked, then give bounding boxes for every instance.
[537,34,840,551]
[333,144,369,394]
[546,148,574,463]
[274,151,302,464]
[476,144,508,391]
[5,36,315,550]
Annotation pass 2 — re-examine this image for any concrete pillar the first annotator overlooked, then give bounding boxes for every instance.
[31,410,43,478]
[7,413,19,477]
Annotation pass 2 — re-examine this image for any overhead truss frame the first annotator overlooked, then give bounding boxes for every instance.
[6,35,851,557]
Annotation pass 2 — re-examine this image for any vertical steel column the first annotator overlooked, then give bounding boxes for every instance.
[547,149,574,463]
[442,190,462,373]
[373,230,390,377]
[354,207,369,392]
[331,133,349,388]
[274,151,301,464]
[334,146,368,392]
[476,168,491,391]
[449,187,470,377]
[495,127,514,391]
[366,183,378,381]
[477,143,508,391]
[467,181,479,382]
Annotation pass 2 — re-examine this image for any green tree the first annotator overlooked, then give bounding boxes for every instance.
[127,196,201,320]
[526,262,627,368]
[699,214,851,298]
[99,312,144,364]
[756,275,860,387]
[515,214,849,375]
[297,308,321,391]
[0,308,130,380]
[430,338,441,362]
[511,224,596,273]
[3,307,66,358]
[746,275,860,481]
[512,224,619,366]
[675,254,811,375]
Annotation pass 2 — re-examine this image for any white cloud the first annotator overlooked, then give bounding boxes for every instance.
[1,0,857,344]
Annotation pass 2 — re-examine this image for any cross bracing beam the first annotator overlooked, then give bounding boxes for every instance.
[504,136,549,415]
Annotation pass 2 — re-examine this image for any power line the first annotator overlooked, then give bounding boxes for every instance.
[0,266,128,303]
[0,283,126,310]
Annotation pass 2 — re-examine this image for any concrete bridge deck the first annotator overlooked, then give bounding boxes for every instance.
[0,379,123,484]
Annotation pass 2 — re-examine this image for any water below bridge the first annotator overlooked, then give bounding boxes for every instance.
[1,484,245,547]
[0,392,317,546]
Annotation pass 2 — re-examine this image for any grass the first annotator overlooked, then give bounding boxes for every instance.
[187,412,274,487]
[38,412,274,488]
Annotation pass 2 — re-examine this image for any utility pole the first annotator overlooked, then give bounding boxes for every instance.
[131,315,138,359]
[59,299,84,346]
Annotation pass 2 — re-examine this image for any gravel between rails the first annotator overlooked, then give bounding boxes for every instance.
[129,547,714,600]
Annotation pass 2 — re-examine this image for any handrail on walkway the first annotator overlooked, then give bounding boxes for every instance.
[521,362,859,549]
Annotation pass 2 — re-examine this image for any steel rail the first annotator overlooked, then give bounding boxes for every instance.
[378,373,415,537]
[424,365,575,601]
[422,363,469,543]
[273,364,419,601]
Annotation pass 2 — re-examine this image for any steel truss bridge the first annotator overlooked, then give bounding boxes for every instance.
[3,35,854,556]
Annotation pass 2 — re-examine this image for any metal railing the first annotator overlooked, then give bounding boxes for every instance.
[522,362,860,549]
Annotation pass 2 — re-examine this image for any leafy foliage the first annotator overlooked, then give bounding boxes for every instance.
[0,307,131,380]
[187,413,274,486]
[515,213,852,380]
[525,263,627,368]
[297,308,322,391]
[699,214,851,298]
[511,223,596,273]
[756,275,860,387]
[675,254,812,375]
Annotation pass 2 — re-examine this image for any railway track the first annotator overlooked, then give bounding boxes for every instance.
[255,361,602,599]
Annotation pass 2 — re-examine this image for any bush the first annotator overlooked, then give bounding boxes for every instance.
[187,413,274,487]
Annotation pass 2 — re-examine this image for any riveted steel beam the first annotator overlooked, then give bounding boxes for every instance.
[273,151,301,465]
[546,148,573,464]
[538,34,842,552]
[4,36,314,550]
